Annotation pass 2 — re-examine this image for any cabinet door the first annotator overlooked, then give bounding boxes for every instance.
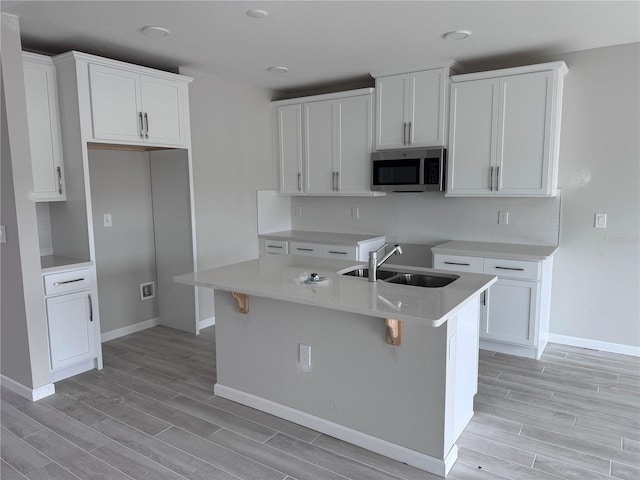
[277,104,303,193]
[23,56,66,201]
[304,99,335,194]
[408,69,446,147]
[46,291,95,370]
[140,76,186,146]
[496,71,553,195]
[335,94,373,194]
[88,64,142,143]
[482,278,537,346]
[375,74,408,150]
[447,79,500,195]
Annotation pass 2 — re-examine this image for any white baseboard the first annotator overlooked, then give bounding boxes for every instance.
[101,317,159,343]
[214,383,456,477]
[199,316,215,329]
[548,334,640,357]
[1,374,55,402]
[50,358,98,383]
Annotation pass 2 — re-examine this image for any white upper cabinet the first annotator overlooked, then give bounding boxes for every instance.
[274,88,379,196]
[23,52,66,201]
[447,62,568,197]
[276,104,303,194]
[88,62,189,147]
[372,64,458,150]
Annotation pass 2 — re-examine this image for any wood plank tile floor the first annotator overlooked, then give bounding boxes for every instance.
[2,325,639,479]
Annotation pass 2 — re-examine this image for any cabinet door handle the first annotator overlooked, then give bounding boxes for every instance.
[481,290,487,306]
[138,112,144,138]
[496,166,500,191]
[296,247,314,252]
[335,171,340,191]
[408,122,412,145]
[494,266,525,271]
[297,172,302,191]
[88,294,93,322]
[328,250,347,255]
[52,278,85,286]
[403,122,407,145]
[490,166,494,191]
[56,166,62,194]
[444,261,470,266]
[143,113,149,138]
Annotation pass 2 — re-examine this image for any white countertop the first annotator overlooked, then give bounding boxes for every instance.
[41,255,93,273]
[432,241,558,261]
[175,255,496,327]
[259,230,385,246]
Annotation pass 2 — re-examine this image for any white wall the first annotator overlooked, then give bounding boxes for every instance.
[548,43,639,348]
[180,68,275,322]
[88,148,159,334]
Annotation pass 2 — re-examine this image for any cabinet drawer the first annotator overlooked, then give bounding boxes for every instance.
[433,254,483,273]
[483,258,539,280]
[290,241,324,256]
[323,245,357,260]
[44,268,91,296]
[264,239,289,255]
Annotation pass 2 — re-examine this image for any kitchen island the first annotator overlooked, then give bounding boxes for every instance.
[175,255,496,477]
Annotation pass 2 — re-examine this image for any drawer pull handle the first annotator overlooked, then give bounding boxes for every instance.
[266,245,283,249]
[88,294,93,322]
[444,261,470,266]
[328,251,347,255]
[296,248,313,252]
[52,278,85,286]
[494,266,525,271]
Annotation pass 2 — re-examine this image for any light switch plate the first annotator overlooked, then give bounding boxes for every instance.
[103,214,112,227]
[498,211,509,225]
[595,213,607,229]
[0,225,6,244]
[299,343,311,372]
[295,206,302,217]
[351,207,360,219]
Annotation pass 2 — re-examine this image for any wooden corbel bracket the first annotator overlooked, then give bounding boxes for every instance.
[231,292,249,314]
[384,318,403,346]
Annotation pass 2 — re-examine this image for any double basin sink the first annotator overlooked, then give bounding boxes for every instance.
[342,267,458,288]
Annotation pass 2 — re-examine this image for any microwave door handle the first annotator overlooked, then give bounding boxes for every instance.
[403,122,407,145]
[439,155,445,192]
[419,158,425,189]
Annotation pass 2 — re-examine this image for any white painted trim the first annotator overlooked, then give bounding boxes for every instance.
[548,334,640,358]
[199,316,215,329]
[214,383,455,477]
[1,375,55,402]
[101,317,159,343]
[50,358,98,383]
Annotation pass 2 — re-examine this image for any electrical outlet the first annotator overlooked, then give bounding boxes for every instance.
[0,225,6,244]
[351,207,360,219]
[295,206,302,217]
[498,211,509,225]
[595,213,607,229]
[299,344,311,372]
[103,213,113,227]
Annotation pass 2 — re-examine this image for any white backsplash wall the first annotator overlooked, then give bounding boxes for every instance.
[257,190,291,234]
[291,192,561,246]
[35,202,53,256]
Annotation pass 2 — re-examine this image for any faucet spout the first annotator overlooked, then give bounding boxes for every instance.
[368,244,403,282]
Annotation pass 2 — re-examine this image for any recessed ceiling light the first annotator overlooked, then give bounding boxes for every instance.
[267,66,289,74]
[443,30,471,41]
[141,26,170,37]
[246,9,268,18]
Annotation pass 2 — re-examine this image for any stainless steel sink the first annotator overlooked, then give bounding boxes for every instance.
[385,272,458,288]
[341,268,459,287]
[341,268,396,281]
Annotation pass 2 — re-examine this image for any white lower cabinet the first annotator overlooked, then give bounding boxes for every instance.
[46,291,95,370]
[434,252,553,359]
[262,235,385,262]
[43,266,102,380]
[482,278,538,346]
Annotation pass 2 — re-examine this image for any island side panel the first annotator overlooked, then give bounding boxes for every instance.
[214,290,451,459]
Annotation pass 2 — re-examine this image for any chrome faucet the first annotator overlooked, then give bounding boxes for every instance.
[368,244,403,282]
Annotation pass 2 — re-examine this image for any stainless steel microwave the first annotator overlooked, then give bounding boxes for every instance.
[371,147,446,192]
